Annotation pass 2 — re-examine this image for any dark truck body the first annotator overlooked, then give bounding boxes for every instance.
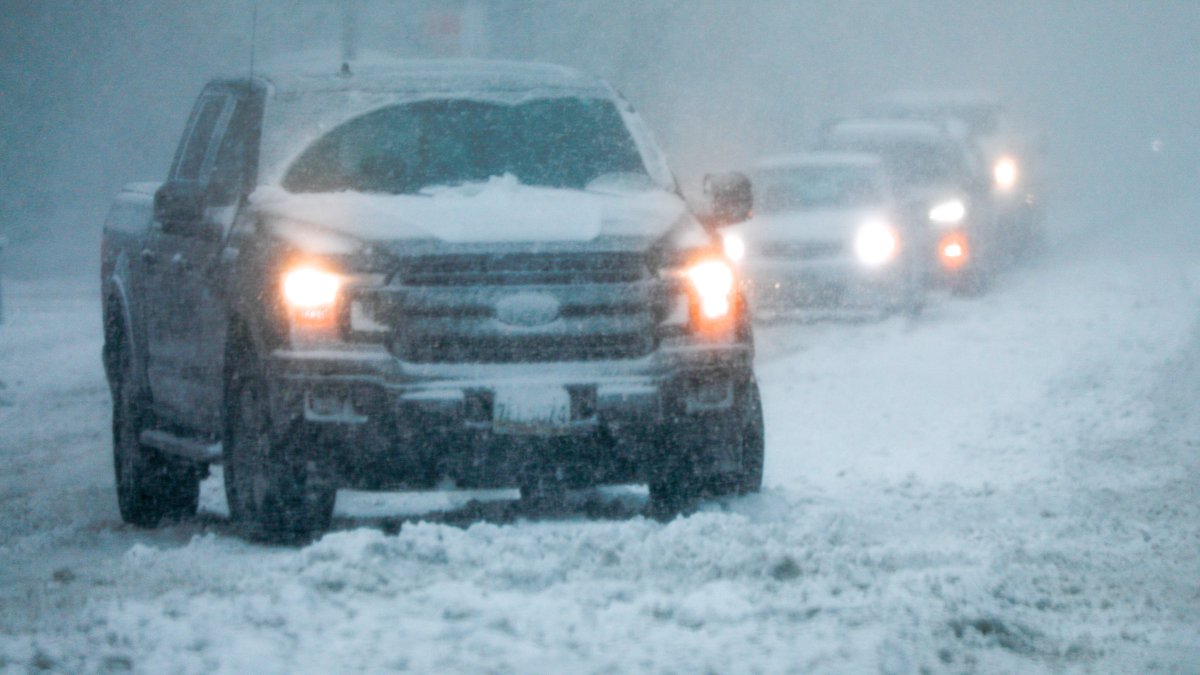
[101,59,762,537]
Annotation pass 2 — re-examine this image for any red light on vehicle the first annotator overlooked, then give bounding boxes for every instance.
[938,232,970,271]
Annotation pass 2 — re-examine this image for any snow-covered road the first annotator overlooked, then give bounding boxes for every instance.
[1,207,1198,673]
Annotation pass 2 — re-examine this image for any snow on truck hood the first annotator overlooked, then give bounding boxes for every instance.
[250,175,695,253]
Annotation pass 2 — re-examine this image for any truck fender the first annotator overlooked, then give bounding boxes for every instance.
[102,258,143,395]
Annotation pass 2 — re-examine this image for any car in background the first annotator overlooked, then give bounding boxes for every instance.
[815,118,996,292]
[865,90,1045,254]
[721,153,925,317]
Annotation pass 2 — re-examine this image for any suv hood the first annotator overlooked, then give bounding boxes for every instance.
[251,176,700,255]
[895,182,967,207]
[736,207,889,243]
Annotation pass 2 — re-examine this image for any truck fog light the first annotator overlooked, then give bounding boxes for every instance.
[304,391,367,424]
[686,377,733,412]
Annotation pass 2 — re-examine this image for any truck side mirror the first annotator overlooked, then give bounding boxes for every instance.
[154,182,213,238]
[701,171,753,229]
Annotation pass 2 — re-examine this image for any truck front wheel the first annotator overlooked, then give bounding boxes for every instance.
[112,343,200,527]
[224,358,335,543]
[649,380,765,513]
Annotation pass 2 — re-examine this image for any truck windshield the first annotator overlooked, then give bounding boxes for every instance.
[282,98,647,194]
[751,166,883,213]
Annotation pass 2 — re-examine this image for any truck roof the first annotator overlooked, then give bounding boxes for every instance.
[251,52,612,98]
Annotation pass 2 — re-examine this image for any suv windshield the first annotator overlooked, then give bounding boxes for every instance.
[282,98,647,194]
[751,165,883,213]
[821,137,966,189]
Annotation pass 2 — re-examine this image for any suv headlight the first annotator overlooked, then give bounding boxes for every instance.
[854,221,899,266]
[929,199,967,225]
[993,156,1018,191]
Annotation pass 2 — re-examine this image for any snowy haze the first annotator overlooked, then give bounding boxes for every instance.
[1,0,1198,276]
[3,3,1200,673]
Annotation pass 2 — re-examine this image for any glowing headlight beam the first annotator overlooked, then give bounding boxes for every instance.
[929,199,967,225]
[686,258,736,320]
[993,156,1018,191]
[854,221,899,266]
[283,267,341,321]
[722,232,746,263]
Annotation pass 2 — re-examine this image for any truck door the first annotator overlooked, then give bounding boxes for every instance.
[172,93,262,433]
[146,87,263,434]
[142,91,230,427]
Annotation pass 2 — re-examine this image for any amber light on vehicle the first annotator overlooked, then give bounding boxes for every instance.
[282,266,342,323]
[938,232,970,270]
[686,257,736,321]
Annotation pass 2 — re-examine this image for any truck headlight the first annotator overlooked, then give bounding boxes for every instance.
[993,156,1018,191]
[929,199,966,225]
[283,266,341,323]
[686,258,736,320]
[854,221,899,266]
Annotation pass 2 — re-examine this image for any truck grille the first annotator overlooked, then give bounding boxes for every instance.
[393,252,648,286]
[382,252,659,364]
[396,332,654,364]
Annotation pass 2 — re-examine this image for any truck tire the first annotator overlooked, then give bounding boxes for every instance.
[735,382,766,495]
[649,380,765,513]
[112,341,200,527]
[224,356,336,543]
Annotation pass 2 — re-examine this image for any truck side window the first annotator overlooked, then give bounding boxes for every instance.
[174,96,226,182]
[209,100,256,207]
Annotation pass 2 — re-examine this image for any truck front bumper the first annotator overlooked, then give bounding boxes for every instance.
[264,341,755,489]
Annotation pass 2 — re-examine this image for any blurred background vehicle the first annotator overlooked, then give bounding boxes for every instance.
[722,153,925,318]
[865,90,1046,258]
[815,118,996,293]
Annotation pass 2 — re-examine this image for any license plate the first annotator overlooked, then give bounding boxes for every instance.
[493,386,571,435]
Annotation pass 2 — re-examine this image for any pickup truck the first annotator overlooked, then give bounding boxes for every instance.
[100,58,763,540]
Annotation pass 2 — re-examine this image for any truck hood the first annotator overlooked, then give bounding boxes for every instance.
[250,176,703,255]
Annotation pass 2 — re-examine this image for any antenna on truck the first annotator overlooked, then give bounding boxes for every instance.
[248,1,259,79]
[340,1,359,64]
